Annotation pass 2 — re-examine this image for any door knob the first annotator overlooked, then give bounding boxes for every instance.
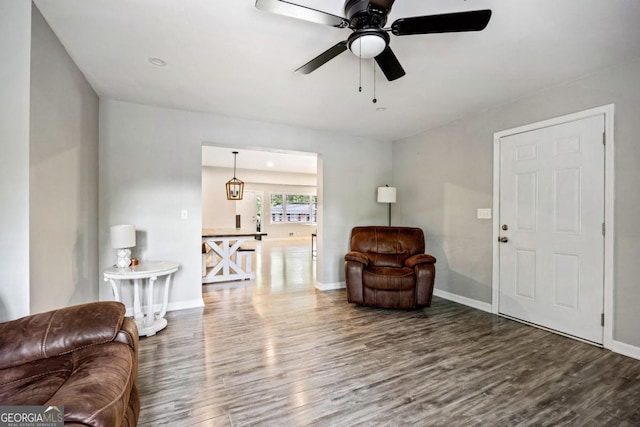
[498,236,509,243]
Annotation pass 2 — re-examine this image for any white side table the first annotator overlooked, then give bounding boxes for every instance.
[103,261,179,337]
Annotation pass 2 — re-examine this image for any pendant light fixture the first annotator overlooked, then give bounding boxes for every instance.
[225,151,244,200]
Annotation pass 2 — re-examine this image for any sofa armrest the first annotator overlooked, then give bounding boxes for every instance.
[405,254,437,268]
[46,342,136,427]
[0,302,126,370]
[345,251,370,266]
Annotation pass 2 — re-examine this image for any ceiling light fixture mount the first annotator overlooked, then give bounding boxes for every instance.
[225,151,244,200]
[148,57,167,67]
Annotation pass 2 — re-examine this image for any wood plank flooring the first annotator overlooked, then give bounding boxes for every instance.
[137,240,640,426]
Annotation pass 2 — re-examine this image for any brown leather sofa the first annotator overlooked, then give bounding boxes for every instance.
[0,302,139,426]
[345,226,436,309]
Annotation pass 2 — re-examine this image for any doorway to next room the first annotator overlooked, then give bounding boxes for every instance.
[200,145,319,289]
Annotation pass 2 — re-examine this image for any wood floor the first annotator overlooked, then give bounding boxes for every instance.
[137,240,640,426]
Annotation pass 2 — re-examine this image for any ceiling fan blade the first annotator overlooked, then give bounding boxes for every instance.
[375,46,406,81]
[391,9,492,36]
[255,0,349,28]
[296,41,348,74]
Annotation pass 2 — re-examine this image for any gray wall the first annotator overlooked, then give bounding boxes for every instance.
[99,99,392,308]
[29,6,100,313]
[0,3,99,321]
[0,1,32,321]
[394,55,640,347]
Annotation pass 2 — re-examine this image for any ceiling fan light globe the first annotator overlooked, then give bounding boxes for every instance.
[349,34,386,59]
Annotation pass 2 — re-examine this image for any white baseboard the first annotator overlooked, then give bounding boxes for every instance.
[315,281,345,291]
[433,289,492,313]
[610,339,640,361]
[167,298,205,312]
[124,298,204,317]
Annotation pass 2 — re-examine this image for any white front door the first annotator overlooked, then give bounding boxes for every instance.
[498,114,605,344]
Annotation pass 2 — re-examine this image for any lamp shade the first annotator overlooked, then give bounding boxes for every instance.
[377,186,397,204]
[110,225,136,249]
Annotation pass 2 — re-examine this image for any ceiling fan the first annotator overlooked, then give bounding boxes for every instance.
[255,0,492,81]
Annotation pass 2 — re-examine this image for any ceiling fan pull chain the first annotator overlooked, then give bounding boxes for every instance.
[358,42,362,92]
[372,61,377,103]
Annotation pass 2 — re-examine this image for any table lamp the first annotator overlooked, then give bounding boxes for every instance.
[111,224,136,267]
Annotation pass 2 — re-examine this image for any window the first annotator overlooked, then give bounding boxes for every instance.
[270,193,317,224]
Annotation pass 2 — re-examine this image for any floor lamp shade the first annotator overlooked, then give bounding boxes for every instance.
[377,186,396,226]
[111,225,136,267]
[377,186,397,203]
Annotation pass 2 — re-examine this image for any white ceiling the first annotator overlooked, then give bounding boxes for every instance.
[202,146,317,174]
[34,0,640,142]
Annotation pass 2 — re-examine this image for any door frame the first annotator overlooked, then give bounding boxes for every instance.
[491,104,615,348]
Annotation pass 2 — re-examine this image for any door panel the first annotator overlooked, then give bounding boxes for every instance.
[515,249,536,300]
[553,168,581,233]
[516,172,537,231]
[553,253,579,309]
[499,114,605,344]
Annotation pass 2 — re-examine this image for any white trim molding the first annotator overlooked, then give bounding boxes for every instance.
[610,340,640,361]
[124,298,205,317]
[315,280,345,291]
[492,104,615,350]
[167,298,205,312]
[433,289,493,313]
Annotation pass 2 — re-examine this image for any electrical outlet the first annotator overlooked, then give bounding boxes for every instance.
[477,208,492,219]
[181,209,188,220]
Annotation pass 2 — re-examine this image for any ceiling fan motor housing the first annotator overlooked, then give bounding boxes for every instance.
[345,0,389,28]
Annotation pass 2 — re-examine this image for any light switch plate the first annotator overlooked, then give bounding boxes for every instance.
[477,208,492,219]
[181,209,188,220]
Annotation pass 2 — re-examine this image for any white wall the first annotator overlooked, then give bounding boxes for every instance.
[202,165,317,239]
[394,55,640,347]
[246,182,317,240]
[99,99,392,309]
[29,6,99,313]
[0,1,32,321]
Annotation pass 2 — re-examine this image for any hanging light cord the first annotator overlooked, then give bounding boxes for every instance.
[232,151,237,178]
[372,61,377,104]
[358,42,362,93]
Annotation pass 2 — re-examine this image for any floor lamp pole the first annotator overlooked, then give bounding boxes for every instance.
[387,203,391,226]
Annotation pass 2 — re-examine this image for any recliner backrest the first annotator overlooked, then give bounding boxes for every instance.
[350,226,425,268]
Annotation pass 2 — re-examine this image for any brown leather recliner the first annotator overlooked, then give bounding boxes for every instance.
[345,226,436,309]
[0,302,139,427]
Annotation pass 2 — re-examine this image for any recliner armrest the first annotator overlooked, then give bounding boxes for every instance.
[405,254,437,268]
[345,251,369,266]
[0,302,126,370]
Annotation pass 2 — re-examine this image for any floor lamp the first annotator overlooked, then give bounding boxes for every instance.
[377,185,397,226]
